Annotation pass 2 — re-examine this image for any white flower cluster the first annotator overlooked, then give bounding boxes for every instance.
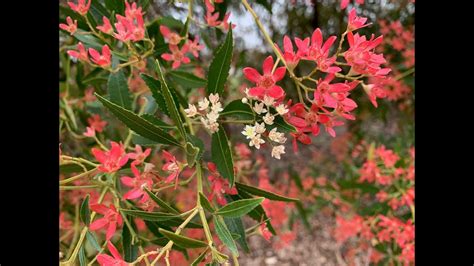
[241,91,290,160]
[184,93,223,133]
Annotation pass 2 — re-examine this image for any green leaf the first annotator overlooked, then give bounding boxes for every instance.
[154,60,187,140]
[144,188,180,215]
[120,209,180,222]
[73,30,104,49]
[221,100,254,120]
[80,195,90,226]
[131,134,159,146]
[140,74,169,116]
[199,192,215,212]
[185,141,200,167]
[211,125,235,186]
[215,197,264,218]
[187,134,205,162]
[223,217,250,253]
[231,191,277,235]
[288,165,304,191]
[107,70,133,110]
[86,231,101,252]
[268,115,296,133]
[122,220,139,262]
[104,0,125,14]
[206,28,233,95]
[157,16,184,29]
[235,182,299,202]
[191,249,209,266]
[169,71,207,88]
[141,114,175,130]
[214,216,238,255]
[89,0,110,21]
[95,93,181,146]
[79,245,86,266]
[158,228,208,249]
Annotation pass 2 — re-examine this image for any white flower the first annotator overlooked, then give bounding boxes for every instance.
[241,97,248,104]
[271,145,285,159]
[253,102,267,115]
[209,93,220,105]
[198,98,210,111]
[211,102,223,113]
[263,113,275,125]
[206,111,220,123]
[275,104,289,116]
[268,128,287,143]
[263,95,275,107]
[242,125,256,139]
[249,134,265,149]
[184,104,198,117]
[255,122,266,134]
[207,122,219,133]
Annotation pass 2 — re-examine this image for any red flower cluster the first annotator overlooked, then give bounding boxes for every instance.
[207,162,237,205]
[160,25,204,69]
[92,141,129,173]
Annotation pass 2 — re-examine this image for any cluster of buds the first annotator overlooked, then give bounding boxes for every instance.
[185,93,223,133]
[241,92,289,159]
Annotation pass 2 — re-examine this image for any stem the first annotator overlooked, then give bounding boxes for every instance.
[394,68,415,81]
[196,163,214,245]
[60,167,98,185]
[62,187,109,265]
[150,208,200,265]
[60,184,99,190]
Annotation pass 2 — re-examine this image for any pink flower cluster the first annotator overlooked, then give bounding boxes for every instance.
[160,26,204,69]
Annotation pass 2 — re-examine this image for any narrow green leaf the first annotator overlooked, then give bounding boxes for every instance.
[79,245,86,266]
[104,0,125,14]
[211,125,235,186]
[107,70,132,110]
[185,142,200,167]
[221,100,254,120]
[235,182,299,202]
[154,60,187,139]
[122,220,139,262]
[120,209,180,222]
[199,192,215,212]
[206,28,233,95]
[169,70,206,88]
[157,16,184,29]
[191,248,209,266]
[215,197,264,218]
[231,191,277,235]
[288,166,304,191]
[80,195,90,226]
[223,216,250,253]
[187,134,205,161]
[73,30,103,49]
[89,0,110,21]
[140,74,169,116]
[214,216,238,255]
[141,114,175,130]
[95,93,181,146]
[144,188,180,214]
[158,228,208,248]
[150,237,188,253]
[86,231,101,252]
